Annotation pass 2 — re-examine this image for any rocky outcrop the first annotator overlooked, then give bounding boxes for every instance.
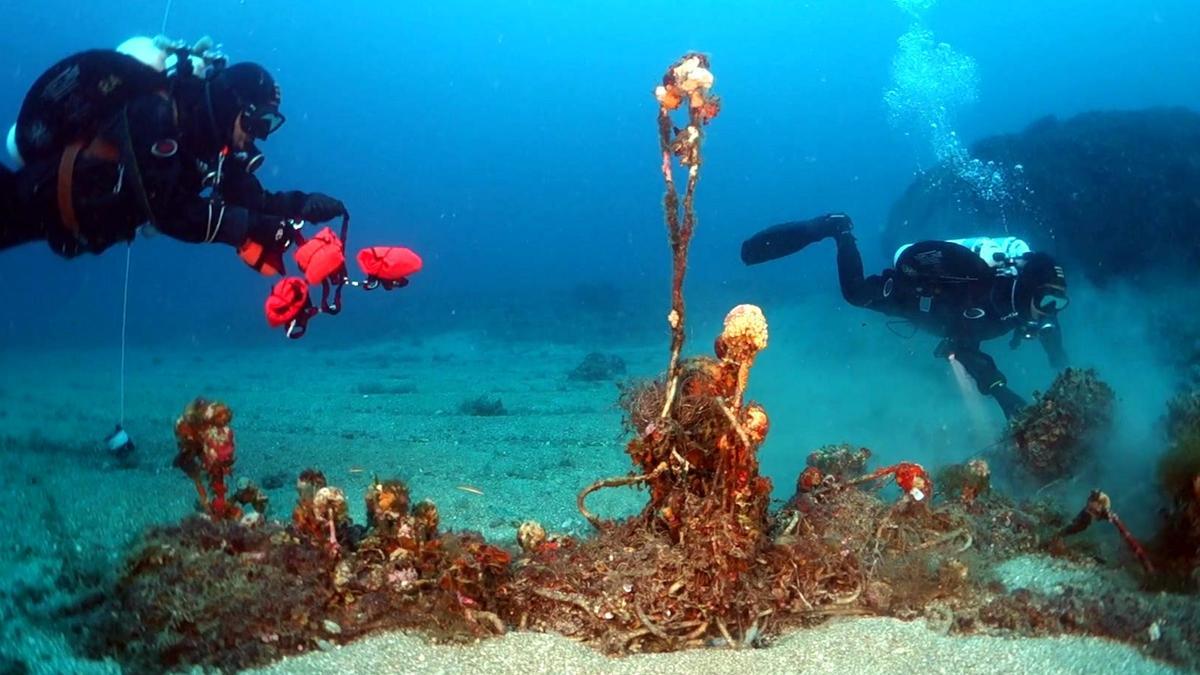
[885,107,1200,286]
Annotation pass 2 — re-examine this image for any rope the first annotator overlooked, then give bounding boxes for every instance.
[161,0,173,34]
[119,244,132,425]
[109,0,167,433]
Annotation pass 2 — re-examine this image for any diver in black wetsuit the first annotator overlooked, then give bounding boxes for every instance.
[1,51,345,264]
[741,213,1070,419]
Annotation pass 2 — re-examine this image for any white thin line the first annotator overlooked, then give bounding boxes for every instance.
[119,244,132,425]
[161,0,173,34]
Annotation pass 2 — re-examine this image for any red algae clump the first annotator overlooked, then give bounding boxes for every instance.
[174,398,267,521]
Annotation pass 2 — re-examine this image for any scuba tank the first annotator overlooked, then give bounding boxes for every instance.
[115,36,172,72]
[4,35,225,168]
[134,35,226,79]
[947,236,1030,274]
[5,124,19,167]
[10,48,164,166]
[4,39,156,167]
[894,236,1030,276]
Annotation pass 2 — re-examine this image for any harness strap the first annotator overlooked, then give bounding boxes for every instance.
[115,107,159,229]
[317,266,348,314]
[285,306,319,340]
[312,212,350,314]
[55,137,122,235]
[56,142,84,235]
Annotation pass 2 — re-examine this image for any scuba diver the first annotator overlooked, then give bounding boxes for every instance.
[0,38,346,266]
[740,213,1069,419]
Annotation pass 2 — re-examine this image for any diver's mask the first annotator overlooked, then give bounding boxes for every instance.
[1030,284,1069,320]
[241,101,286,141]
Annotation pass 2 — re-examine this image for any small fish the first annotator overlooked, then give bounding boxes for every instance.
[456,485,484,496]
[348,467,366,474]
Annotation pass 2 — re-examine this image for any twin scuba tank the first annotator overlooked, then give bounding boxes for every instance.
[893,236,1031,277]
[4,35,226,168]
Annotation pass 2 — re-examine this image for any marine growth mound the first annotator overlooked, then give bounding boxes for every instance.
[1008,368,1115,482]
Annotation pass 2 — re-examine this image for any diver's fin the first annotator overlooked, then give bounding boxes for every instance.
[740,213,852,265]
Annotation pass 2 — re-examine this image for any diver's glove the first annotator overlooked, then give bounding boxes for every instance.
[247,215,300,252]
[299,193,346,223]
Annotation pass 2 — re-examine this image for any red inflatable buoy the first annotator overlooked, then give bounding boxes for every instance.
[355,246,423,282]
[264,276,310,327]
[294,226,346,285]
